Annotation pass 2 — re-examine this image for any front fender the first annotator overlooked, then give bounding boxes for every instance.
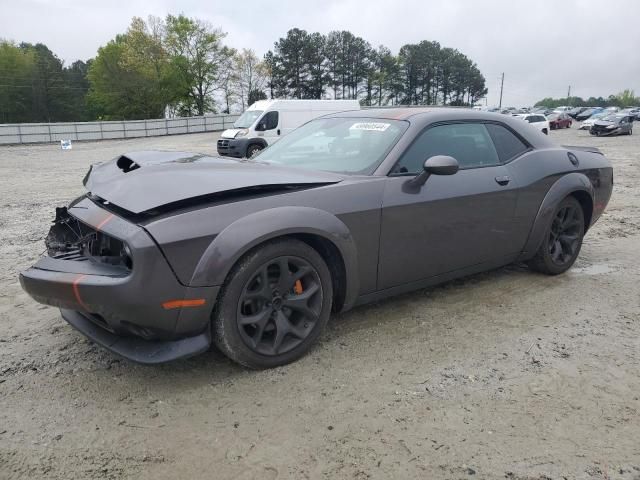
[519,173,594,260]
[189,206,359,310]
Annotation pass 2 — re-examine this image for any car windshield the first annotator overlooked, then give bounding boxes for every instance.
[255,117,408,174]
[233,110,263,128]
[602,115,623,122]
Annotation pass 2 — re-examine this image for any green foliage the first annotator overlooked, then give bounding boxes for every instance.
[616,89,638,107]
[536,90,640,109]
[1,18,492,122]
[266,31,486,106]
[248,88,267,105]
[164,14,235,116]
[233,49,268,110]
[88,16,192,120]
[87,17,171,120]
[0,41,35,123]
[0,41,90,122]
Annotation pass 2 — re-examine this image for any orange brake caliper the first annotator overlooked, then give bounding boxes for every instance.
[294,279,303,295]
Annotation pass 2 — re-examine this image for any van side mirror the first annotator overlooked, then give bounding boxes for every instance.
[255,122,267,131]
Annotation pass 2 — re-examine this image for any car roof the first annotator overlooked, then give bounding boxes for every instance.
[328,107,555,149]
[328,107,437,120]
[329,107,529,122]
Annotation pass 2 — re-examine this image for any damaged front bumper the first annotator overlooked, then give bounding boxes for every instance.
[19,196,219,364]
[216,137,250,158]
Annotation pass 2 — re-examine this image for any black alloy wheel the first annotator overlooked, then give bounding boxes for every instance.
[212,239,332,368]
[547,204,583,266]
[237,256,322,356]
[528,196,585,275]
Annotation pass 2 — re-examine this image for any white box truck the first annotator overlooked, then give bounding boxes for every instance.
[217,99,360,158]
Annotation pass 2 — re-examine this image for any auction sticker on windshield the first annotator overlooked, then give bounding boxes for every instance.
[349,122,391,132]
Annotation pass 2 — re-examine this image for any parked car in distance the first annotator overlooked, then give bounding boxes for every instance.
[568,107,588,119]
[515,113,550,134]
[19,108,613,367]
[217,99,360,158]
[620,107,640,120]
[590,114,634,136]
[579,112,609,130]
[548,112,573,129]
[576,107,604,121]
[531,107,554,116]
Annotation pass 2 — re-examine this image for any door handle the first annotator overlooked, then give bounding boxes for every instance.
[277,129,281,135]
[495,175,511,186]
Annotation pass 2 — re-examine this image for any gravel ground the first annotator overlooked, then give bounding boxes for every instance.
[1,126,639,480]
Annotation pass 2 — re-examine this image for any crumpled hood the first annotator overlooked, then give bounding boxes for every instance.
[593,120,618,127]
[83,151,343,214]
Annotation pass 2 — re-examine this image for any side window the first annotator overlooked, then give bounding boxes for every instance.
[257,111,279,131]
[485,123,529,163]
[393,123,500,173]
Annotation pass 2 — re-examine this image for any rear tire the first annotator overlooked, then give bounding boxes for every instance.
[212,239,333,369]
[528,196,585,275]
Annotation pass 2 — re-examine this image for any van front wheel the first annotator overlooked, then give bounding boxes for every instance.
[246,144,264,158]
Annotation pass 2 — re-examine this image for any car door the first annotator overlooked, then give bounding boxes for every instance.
[377,122,526,290]
[255,111,280,145]
[620,116,631,134]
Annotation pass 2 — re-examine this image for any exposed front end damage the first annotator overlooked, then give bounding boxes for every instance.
[19,197,219,364]
[46,206,132,270]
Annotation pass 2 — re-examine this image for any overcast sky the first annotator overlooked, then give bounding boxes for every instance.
[2,0,639,106]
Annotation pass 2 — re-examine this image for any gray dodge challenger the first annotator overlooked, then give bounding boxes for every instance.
[20,108,613,368]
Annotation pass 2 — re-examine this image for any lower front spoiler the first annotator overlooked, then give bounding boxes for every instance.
[61,309,211,365]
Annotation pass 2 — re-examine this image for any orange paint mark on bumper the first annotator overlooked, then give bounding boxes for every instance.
[96,213,114,231]
[72,274,89,311]
[162,299,206,310]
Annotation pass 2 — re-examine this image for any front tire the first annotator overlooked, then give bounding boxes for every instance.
[212,239,333,369]
[528,196,585,275]
[246,144,264,158]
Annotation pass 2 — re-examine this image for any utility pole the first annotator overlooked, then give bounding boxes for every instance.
[567,85,571,105]
[498,73,504,109]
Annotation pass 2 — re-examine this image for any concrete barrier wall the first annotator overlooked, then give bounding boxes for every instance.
[0,114,240,145]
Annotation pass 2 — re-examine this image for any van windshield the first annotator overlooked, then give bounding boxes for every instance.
[234,110,263,128]
[256,117,408,175]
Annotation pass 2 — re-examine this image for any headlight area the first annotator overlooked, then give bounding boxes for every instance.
[21,201,222,358]
[45,207,133,271]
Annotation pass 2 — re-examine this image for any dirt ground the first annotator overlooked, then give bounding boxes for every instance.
[1,125,639,480]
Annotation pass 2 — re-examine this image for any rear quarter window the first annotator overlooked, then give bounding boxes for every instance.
[485,123,530,163]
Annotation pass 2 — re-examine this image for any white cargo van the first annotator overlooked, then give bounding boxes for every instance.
[217,99,360,158]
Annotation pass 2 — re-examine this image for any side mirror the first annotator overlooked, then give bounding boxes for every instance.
[408,155,459,188]
[255,122,267,131]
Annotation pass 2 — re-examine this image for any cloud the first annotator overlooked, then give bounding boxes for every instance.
[1,0,639,105]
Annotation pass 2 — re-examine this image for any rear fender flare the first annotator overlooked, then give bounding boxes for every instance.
[189,206,359,310]
[520,173,594,260]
